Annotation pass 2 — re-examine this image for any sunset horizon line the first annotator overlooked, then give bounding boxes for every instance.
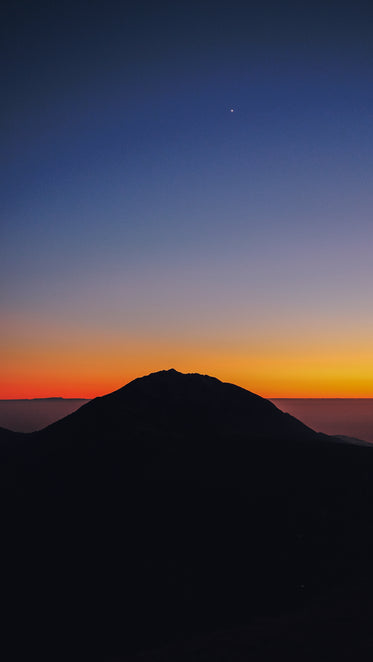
[2,366,373,401]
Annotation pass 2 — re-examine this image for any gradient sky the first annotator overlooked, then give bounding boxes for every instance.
[2,0,373,398]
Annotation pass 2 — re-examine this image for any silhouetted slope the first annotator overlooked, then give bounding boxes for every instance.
[0,425,22,440]
[2,370,373,661]
[0,397,90,432]
[37,368,317,446]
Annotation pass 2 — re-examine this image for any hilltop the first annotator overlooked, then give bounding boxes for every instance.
[2,369,373,661]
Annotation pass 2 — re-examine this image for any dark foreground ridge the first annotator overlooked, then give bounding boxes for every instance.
[2,369,373,661]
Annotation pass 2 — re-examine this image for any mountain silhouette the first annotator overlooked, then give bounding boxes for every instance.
[2,369,373,661]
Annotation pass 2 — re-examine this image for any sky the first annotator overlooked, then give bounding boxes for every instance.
[2,0,373,398]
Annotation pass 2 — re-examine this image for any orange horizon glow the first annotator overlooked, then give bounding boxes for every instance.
[3,311,373,399]
[2,343,373,399]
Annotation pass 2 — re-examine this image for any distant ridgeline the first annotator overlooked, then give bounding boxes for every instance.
[270,398,373,444]
[1,369,373,661]
[0,397,90,432]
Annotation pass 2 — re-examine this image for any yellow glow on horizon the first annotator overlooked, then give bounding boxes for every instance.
[1,330,373,398]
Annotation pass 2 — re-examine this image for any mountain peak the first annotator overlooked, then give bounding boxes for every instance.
[140,368,218,380]
[41,367,317,446]
[107,368,225,397]
[3,368,373,662]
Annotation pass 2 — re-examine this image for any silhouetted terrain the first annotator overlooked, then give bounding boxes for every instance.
[2,369,373,661]
[0,397,90,432]
[270,398,373,443]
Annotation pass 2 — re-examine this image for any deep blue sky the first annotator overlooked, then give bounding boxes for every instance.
[2,0,373,396]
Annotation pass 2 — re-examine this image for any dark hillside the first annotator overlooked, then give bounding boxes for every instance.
[2,370,373,660]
